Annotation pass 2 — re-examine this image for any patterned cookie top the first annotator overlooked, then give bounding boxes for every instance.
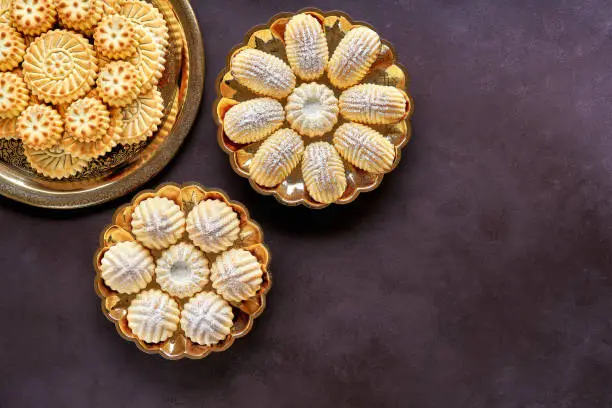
[10,0,57,36]
[0,26,25,71]
[0,72,29,119]
[17,103,63,149]
[24,145,89,179]
[56,0,103,32]
[96,60,141,107]
[65,97,110,142]
[120,0,168,56]
[119,87,163,144]
[94,15,138,59]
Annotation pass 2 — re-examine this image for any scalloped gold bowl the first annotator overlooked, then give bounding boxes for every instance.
[214,9,414,209]
[94,183,272,360]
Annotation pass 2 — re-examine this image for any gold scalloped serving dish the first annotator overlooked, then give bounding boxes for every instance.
[214,9,414,209]
[0,0,204,209]
[94,183,272,359]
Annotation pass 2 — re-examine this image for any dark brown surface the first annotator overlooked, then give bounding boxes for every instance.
[1,1,612,407]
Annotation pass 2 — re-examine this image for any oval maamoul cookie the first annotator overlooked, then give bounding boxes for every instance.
[284,13,328,81]
[339,84,410,125]
[118,87,163,144]
[96,61,142,107]
[250,128,304,187]
[0,26,25,71]
[23,30,98,105]
[24,145,89,179]
[93,15,138,60]
[125,26,164,92]
[0,72,29,119]
[186,199,240,254]
[119,0,168,57]
[17,104,63,149]
[333,122,395,174]
[56,0,103,32]
[127,289,180,343]
[180,291,234,346]
[10,0,57,36]
[223,97,285,144]
[100,240,155,294]
[230,48,296,99]
[211,249,263,303]
[286,83,339,137]
[131,196,186,250]
[327,26,381,89]
[302,141,347,204]
[155,242,210,299]
[61,106,122,159]
[64,97,110,142]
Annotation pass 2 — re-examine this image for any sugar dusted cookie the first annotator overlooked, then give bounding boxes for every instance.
[180,291,233,346]
[155,242,210,299]
[250,128,304,187]
[327,26,381,89]
[230,48,296,99]
[10,0,57,36]
[339,84,410,125]
[131,196,186,250]
[119,87,163,144]
[286,83,339,137]
[100,241,155,294]
[302,141,347,204]
[24,145,88,179]
[23,30,98,105]
[62,106,122,159]
[127,289,180,343]
[223,97,285,144]
[284,13,328,81]
[0,72,29,119]
[0,26,25,71]
[333,122,395,174]
[17,104,63,149]
[96,61,142,107]
[186,199,240,254]
[64,97,110,142]
[120,0,168,56]
[211,249,263,303]
[94,15,138,60]
[56,0,103,32]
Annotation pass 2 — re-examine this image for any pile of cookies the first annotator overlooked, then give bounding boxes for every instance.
[0,0,167,179]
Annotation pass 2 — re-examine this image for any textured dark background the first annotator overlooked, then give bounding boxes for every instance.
[1,0,612,407]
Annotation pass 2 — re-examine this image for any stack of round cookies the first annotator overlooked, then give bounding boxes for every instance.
[0,0,167,179]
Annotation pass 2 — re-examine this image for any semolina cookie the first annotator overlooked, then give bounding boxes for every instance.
[10,0,57,36]
[0,89,38,139]
[131,196,186,250]
[127,289,180,343]
[100,0,121,15]
[99,241,155,294]
[0,0,11,27]
[64,97,110,142]
[23,30,98,105]
[301,141,347,204]
[127,26,164,92]
[0,72,29,119]
[17,104,63,149]
[94,15,138,60]
[120,0,168,57]
[285,83,339,137]
[0,26,25,71]
[180,291,233,346]
[24,145,89,179]
[119,87,163,145]
[56,0,103,32]
[96,61,142,107]
[61,106,122,159]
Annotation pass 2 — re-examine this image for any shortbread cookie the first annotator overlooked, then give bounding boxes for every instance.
[23,30,98,105]
[17,104,63,149]
[99,241,155,294]
[327,26,381,89]
[339,84,410,125]
[0,90,37,139]
[223,98,285,144]
[10,0,57,36]
[131,196,186,250]
[0,72,29,119]
[0,0,11,26]
[100,0,121,15]
[301,141,347,204]
[119,87,163,144]
[96,61,142,107]
[62,106,122,159]
[286,83,339,137]
[64,97,110,142]
[94,15,138,59]
[120,0,168,56]
[155,242,210,298]
[126,26,164,92]
[211,249,263,303]
[333,122,395,174]
[230,48,296,99]
[127,289,180,343]
[0,26,25,71]
[24,145,89,179]
[56,0,103,32]
[284,13,328,81]
[250,128,304,187]
[180,291,234,346]
[186,199,240,254]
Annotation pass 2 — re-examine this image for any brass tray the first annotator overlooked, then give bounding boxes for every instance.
[0,0,204,209]
[94,182,272,359]
[214,9,414,209]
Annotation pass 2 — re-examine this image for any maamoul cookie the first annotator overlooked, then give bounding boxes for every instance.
[327,26,381,89]
[96,61,142,107]
[119,0,168,56]
[339,84,410,125]
[155,242,210,299]
[0,72,29,119]
[93,15,138,60]
[180,291,234,346]
[17,104,63,149]
[100,241,155,294]
[301,141,347,204]
[125,26,164,92]
[284,13,328,81]
[230,48,296,99]
[10,0,57,36]
[56,0,103,32]
[211,249,263,303]
[24,145,88,179]
[131,196,186,250]
[0,26,25,71]
[127,289,180,343]
[333,122,395,174]
[186,199,240,254]
[0,115,17,139]
[0,0,11,26]
[22,30,98,105]
[285,83,339,137]
[64,97,110,142]
[223,97,285,144]
[100,0,121,15]
[61,106,122,159]
[119,87,163,144]
[250,128,304,187]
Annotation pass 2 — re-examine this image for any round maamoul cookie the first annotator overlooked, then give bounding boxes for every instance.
[22,30,98,105]
[131,196,186,250]
[0,0,11,27]
[0,72,29,119]
[285,83,339,137]
[0,26,25,71]
[186,199,240,254]
[125,26,164,92]
[99,240,155,294]
[100,0,121,15]
[56,0,103,32]
[96,60,142,107]
[17,104,63,149]
[61,106,122,159]
[94,15,138,60]
[180,291,234,346]
[127,289,180,343]
[24,145,89,179]
[120,0,168,57]
[0,90,37,139]
[210,249,263,303]
[64,97,110,142]
[118,87,163,145]
[10,0,57,36]
[155,242,210,299]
